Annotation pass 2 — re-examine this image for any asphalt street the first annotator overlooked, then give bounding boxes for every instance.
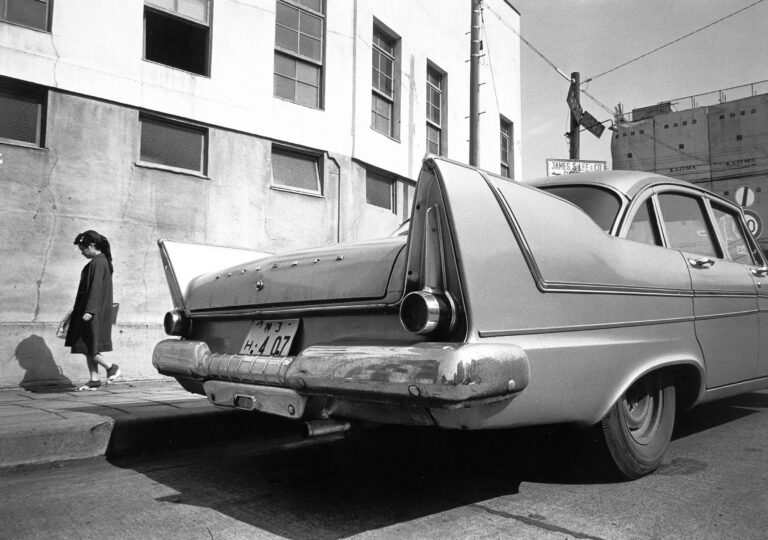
[1,390,766,539]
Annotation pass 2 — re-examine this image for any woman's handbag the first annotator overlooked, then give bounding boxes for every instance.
[56,311,72,339]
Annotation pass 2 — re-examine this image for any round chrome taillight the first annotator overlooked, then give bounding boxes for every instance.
[399,290,455,335]
[163,310,188,336]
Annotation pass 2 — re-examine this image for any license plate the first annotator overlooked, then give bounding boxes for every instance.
[239,318,299,357]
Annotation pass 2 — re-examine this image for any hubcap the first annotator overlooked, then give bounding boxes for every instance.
[621,377,663,445]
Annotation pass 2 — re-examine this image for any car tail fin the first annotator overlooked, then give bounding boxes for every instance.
[157,240,272,310]
[399,160,467,340]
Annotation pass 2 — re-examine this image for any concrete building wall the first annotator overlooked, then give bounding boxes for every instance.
[0,0,521,388]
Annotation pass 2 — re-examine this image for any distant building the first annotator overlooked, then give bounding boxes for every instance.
[612,81,768,252]
[0,0,521,387]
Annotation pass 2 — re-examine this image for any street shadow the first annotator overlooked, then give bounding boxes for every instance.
[14,335,74,392]
[672,390,768,440]
[110,422,614,539]
[109,392,766,538]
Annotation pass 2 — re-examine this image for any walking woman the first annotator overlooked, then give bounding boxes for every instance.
[65,230,120,391]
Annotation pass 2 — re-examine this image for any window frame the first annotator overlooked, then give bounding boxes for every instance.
[371,21,400,140]
[138,113,209,176]
[0,0,52,32]
[143,0,212,77]
[426,62,446,156]
[273,0,325,109]
[709,202,756,265]
[0,77,47,148]
[365,168,396,212]
[500,116,513,179]
[269,144,324,197]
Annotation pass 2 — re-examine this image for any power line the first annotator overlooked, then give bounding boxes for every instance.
[484,3,614,122]
[584,0,766,84]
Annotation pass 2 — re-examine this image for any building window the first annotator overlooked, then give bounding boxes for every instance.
[679,143,685,149]
[500,116,513,179]
[627,153,633,158]
[271,147,322,194]
[0,0,51,31]
[0,77,46,147]
[692,119,697,124]
[426,64,445,155]
[371,24,399,138]
[144,0,211,76]
[274,0,324,109]
[736,135,743,141]
[366,170,394,211]
[139,115,207,174]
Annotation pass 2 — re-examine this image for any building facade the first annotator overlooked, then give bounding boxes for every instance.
[0,0,522,388]
[612,81,768,252]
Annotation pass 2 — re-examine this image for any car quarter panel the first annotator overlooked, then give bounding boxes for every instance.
[428,159,704,427]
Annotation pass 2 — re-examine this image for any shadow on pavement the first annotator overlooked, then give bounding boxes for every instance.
[109,391,766,539]
[673,390,768,440]
[13,335,74,392]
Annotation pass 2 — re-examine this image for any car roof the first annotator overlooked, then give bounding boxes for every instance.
[525,170,696,200]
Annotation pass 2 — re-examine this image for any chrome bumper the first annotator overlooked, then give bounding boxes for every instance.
[153,339,529,407]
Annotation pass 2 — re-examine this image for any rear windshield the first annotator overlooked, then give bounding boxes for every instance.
[540,185,621,232]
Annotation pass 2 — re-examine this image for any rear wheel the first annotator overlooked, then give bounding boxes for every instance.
[600,372,676,479]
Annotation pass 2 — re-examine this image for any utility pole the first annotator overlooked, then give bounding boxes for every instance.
[568,71,580,159]
[469,0,481,166]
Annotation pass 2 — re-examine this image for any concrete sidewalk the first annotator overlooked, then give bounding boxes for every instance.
[0,379,281,468]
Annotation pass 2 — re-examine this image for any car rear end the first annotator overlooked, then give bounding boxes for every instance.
[153,157,530,430]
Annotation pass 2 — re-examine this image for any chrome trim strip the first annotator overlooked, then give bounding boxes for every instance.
[186,301,399,319]
[479,308,757,337]
[479,314,695,337]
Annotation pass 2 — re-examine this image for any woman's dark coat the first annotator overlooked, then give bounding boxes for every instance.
[65,253,113,355]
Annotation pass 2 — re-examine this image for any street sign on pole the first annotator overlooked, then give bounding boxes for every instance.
[579,110,605,138]
[567,81,582,121]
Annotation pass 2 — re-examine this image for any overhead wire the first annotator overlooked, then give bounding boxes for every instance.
[584,0,766,83]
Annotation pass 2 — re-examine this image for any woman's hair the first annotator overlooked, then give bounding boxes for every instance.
[74,230,114,273]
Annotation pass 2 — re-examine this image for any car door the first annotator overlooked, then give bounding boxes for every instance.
[655,190,758,388]
[708,202,768,379]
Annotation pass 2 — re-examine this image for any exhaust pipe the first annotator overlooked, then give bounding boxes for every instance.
[303,418,352,437]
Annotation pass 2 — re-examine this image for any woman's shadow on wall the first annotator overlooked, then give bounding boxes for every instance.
[14,335,74,392]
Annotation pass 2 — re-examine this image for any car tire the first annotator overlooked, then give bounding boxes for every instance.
[600,372,676,479]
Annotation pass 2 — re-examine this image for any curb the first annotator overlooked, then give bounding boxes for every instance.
[0,414,114,468]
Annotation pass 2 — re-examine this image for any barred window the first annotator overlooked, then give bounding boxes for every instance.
[0,77,45,147]
[0,0,51,31]
[139,115,207,174]
[366,170,394,211]
[271,147,322,194]
[274,0,324,108]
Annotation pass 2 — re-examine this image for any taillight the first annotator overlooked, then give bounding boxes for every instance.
[164,309,190,336]
[400,290,456,335]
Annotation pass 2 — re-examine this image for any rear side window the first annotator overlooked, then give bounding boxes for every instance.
[657,193,716,257]
[626,199,661,246]
[541,185,621,232]
[711,205,754,264]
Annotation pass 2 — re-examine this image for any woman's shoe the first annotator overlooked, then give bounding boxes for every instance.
[76,380,102,391]
[106,364,121,384]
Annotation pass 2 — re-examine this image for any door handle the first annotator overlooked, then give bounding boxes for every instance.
[688,257,715,269]
[750,266,768,277]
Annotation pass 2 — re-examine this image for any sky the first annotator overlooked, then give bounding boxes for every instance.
[509,0,768,179]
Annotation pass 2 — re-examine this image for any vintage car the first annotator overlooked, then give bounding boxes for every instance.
[153,156,768,479]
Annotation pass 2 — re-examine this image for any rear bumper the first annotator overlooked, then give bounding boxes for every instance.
[152,339,529,408]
